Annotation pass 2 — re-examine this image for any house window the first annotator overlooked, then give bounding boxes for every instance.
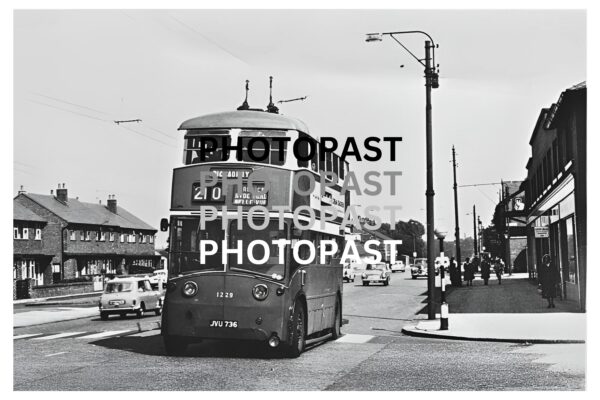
[14,227,20,239]
[99,231,106,241]
[142,234,147,243]
[22,227,29,240]
[70,230,76,240]
[129,233,136,243]
[120,233,125,243]
[150,235,154,244]
[35,228,42,240]
[109,232,115,242]
[85,231,91,241]
[80,230,85,240]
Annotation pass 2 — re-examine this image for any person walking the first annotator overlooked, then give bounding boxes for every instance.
[540,254,561,308]
[493,257,503,285]
[463,257,474,286]
[480,256,491,285]
[449,257,461,287]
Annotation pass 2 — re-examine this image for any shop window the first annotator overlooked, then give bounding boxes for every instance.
[565,217,577,284]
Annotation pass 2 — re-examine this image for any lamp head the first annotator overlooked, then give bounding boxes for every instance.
[434,229,447,240]
[365,33,383,43]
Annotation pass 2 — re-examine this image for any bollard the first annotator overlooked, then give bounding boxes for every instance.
[439,252,449,330]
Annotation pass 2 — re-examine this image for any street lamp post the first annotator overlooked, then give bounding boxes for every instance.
[366,30,439,320]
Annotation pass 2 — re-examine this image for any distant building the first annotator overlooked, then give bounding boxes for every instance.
[13,184,158,296]
[524,82,586,311]
[492,180,528,272]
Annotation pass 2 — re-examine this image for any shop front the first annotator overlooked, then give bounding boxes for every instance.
[527,175,581,307]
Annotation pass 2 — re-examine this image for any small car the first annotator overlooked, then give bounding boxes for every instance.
[360,263,391,286]
[148,269,168,286]
[390,261,406,273]
[343,264,355,282]
[99,277,162,320]
[411,258,428,279]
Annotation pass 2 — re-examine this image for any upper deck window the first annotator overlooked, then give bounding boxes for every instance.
[239,130,288,166]
[184,130,231,165]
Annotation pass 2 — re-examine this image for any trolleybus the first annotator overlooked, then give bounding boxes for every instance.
[160,107,350,357]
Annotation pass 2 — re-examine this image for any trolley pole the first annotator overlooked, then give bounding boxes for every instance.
[452,146,461,269]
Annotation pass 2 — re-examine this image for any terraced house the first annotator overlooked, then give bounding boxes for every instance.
[13,184,158,299]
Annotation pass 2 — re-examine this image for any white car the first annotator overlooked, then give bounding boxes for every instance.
[390,261,406,273]
[360,263,391,286]
[99,277,162,320]
[343,264,355,282]
[149,269,168,285]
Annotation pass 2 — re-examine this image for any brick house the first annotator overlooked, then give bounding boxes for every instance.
[13,184,158,293]
[13,201,53,286]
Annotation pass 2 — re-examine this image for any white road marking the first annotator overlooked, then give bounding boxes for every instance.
[127,330,161,337]
[334,334,375,344]
[44,352,68,357]
[76,330,133,339]
[33,332,86,340]
[13,333,43,340]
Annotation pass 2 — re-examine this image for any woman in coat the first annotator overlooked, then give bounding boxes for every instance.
[463,258,474,286]
[480,257,491,285]
[540,254,561,308]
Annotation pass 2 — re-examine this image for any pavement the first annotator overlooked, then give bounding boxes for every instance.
[13,306,100,328]
[402,273,586,343]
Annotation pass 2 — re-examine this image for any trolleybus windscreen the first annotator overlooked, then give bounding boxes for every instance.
[228,220,286,278]
[171,218,225,273]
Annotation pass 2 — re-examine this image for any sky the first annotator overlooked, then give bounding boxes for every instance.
[12,9,586,248]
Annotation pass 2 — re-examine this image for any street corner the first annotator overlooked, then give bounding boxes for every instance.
[401,313,586,344]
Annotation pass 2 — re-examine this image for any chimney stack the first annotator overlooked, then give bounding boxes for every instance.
[18,185,26,194]
[56,183,68,203]
[107,194,118,214]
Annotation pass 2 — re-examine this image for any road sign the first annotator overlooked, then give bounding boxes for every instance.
[534,226,549,238]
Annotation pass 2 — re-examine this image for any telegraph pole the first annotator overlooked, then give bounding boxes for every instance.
[452,146,461,266]
[424,40,437,320]
[472,205,478,256]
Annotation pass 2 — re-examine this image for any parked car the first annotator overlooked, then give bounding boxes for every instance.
[390,261,406,273]
[128,264,154,275]
[360,263,391,286]
[343,264,355,282]
[411,258,428,279]
[148,269,168,286]
[99,277,162,320]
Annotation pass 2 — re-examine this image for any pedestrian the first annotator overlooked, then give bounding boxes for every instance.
[463,257,474,286]
[539,254,561,308]
[480,256,491,285]
[449,257,461,287]
[493,257,503,284]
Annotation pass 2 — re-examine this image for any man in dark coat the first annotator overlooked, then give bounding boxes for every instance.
[493,257,503,284]
[480,256,491,285]
[449,257,461,287]
[540,254,561,308]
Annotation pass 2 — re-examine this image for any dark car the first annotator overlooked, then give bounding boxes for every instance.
[128,264,155,275]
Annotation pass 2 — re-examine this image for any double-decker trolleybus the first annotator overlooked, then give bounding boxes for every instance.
[160,101,350,357]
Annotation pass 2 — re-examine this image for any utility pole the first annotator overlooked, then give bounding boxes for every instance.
[472,205,477,257]
[452,146,461,267]
[424,40,437,320]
